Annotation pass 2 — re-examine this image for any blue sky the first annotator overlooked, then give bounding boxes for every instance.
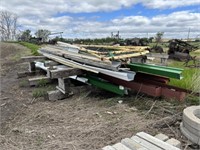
[1,0,200,39]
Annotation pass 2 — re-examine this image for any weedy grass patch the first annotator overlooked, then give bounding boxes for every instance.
[168,60,200,92]
[19,42,40,55]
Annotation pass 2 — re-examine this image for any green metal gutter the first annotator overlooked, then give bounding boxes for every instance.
[127,63,183,79]
[85,75,126,96]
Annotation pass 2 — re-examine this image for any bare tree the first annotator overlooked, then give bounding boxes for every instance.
[0,11,18,41]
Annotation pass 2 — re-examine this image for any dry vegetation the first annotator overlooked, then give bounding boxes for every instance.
[0,42,199,150]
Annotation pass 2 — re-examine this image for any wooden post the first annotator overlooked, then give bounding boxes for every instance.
[56,78,70,94]
[28,62,36,72]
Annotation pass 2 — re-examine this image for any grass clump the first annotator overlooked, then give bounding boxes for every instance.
[19,42,40,55]
[32,86,54,98]
[37,79,49,87]
[19,80,29,87]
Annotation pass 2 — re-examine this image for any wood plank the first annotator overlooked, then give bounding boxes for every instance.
[28,62,36,72]
[41,52,99,73]
[106,50,149,60]
[56,78,70,94]
[41,46,111,63]
[21,56,47,62]
[28,76,51,86]
[48,68,83,78]
[63,54,120,71]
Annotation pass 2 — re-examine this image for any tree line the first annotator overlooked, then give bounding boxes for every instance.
[0,10,165,45]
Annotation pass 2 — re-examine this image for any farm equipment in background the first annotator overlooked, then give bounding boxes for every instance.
[168,39,199,67]
[168,39,198,55]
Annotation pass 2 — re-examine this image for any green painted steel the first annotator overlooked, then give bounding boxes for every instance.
[127,63,183,79]
[86,75,125,96]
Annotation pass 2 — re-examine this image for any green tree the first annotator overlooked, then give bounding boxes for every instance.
[35,29,51,42]
[155,32,164,43]
[20,29,31,41]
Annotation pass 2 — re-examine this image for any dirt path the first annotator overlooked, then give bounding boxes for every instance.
[0,42,191,150]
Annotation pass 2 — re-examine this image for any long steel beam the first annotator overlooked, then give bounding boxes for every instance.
[127,63,183,79]
[86,75,127,96]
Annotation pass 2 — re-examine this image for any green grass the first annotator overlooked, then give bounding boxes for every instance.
[32,86,54,98]
[168,60,200,92]
[19,42,40,55]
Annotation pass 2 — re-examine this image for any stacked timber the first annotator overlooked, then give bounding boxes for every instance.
[39,41,149,81]
[36,41,188,100]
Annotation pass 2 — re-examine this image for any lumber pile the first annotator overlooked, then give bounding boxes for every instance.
[20,41,189,101]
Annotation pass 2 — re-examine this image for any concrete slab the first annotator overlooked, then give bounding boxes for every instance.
[102,145,116,150]
[155,133,169,141]
[166,138,181,148]
[135,132,180,150]
[121,138,147,150]
[131,136,162,150]
[113,143,131,150]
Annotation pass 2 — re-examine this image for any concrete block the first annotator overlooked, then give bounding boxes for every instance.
[102,145,116,150]
[154,133,169,141]
[121,138,147,150]
[166,138,181,148]
[112,143,131,150]
[47,90,68,101]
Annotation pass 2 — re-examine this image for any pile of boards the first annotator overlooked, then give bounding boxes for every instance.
[37,41,186,101]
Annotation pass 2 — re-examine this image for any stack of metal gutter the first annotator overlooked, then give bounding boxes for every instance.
[38,41,186,100]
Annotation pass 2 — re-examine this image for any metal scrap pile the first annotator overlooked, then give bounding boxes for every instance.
[38,41,187,101]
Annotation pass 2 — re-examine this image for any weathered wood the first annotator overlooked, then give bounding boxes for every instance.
[56,78,70,94]
[63,54,120,71]
[21,56,47,62]
[106,50,149,60]
[17,71,36,78]
[40,46,111,63]
[28,62,36,72]
[28,76,51,86]
[41,52,98,73]
[47,67,83,78]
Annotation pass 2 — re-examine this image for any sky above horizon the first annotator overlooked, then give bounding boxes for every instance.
[1,0,200,39]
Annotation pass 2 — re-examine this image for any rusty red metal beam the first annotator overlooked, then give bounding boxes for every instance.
[98,73,188,101]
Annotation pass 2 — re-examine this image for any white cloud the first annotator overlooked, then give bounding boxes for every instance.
[1,0,200,38]
[142,0,200,9]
